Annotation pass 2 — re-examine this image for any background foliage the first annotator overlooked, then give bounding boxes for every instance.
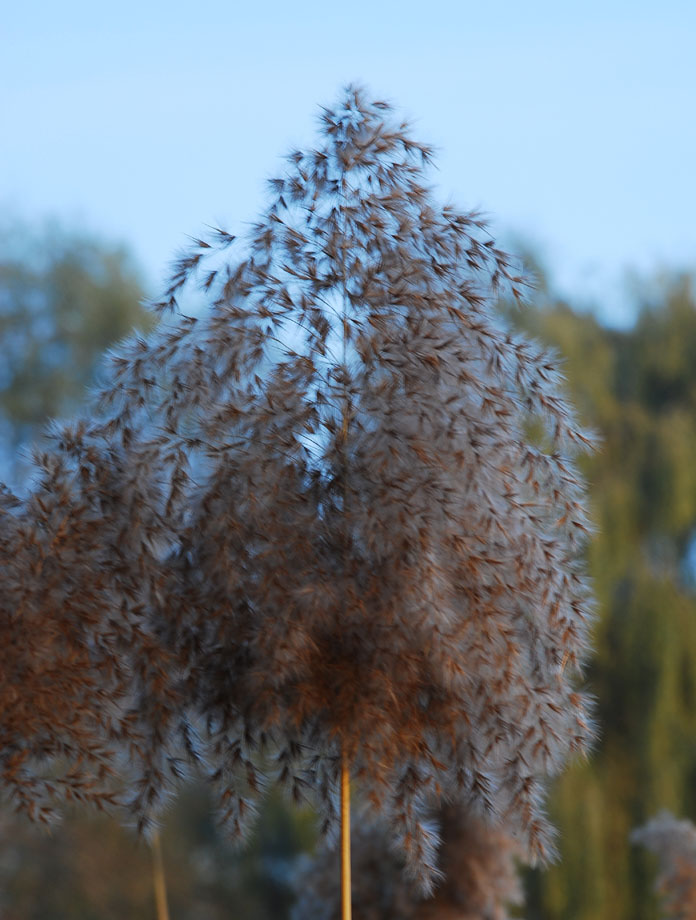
[513,270,696,920]
[0,221,151,485]
[2,222,696,919]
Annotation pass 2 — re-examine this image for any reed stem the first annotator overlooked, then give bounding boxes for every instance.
[151,829,171,920]
[341,751,352,920]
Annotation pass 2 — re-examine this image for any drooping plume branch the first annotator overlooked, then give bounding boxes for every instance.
[292,803,524,920]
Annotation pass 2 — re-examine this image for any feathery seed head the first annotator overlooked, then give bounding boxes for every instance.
[3,87,594,882]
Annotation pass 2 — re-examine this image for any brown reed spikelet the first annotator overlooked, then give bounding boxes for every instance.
[633,812,696,920]
[2,86,594,883]
[0,466,123,820]
[0,436,186,824]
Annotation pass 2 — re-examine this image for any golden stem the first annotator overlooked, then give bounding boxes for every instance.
[341,751,352,920]
[338,164,352,920]
[151,829,171,920]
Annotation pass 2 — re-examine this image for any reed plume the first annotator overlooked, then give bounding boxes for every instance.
[1,88,594,894]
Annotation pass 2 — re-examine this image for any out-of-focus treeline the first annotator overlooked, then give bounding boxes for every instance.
[0,222,150,486]
[2,223,696,919]
[514,268,696,920]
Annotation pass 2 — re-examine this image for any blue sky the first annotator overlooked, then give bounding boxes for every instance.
[2,1,695,326]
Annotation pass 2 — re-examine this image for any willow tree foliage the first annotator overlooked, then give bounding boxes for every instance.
[0,222,150,480]
[509,274,696,920]
[1,88,594,892]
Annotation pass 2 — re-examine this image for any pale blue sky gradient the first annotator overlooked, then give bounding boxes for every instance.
[2,1,695,325]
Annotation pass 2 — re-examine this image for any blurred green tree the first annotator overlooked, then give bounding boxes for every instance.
[513,271,696,920]
[0,221,151,482]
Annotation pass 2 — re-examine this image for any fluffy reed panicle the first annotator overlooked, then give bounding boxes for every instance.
[0,434,184,825]
[0,460,123,820]
[633,812,696,920]
[292,805,523,919]
[1,86,594,880]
